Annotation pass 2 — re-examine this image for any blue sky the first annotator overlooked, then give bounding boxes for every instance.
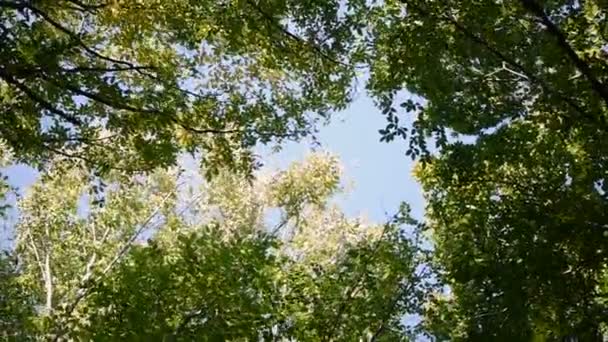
[261,94,424,222]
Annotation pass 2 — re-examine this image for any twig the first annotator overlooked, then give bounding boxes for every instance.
[520,0,608,106]
[0,69,83,126]
[246,0,353,69]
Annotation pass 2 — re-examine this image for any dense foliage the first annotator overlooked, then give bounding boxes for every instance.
[0,0,360,173]
[4,0,608,340]
[1,153,428,341]
[365,0,608,339]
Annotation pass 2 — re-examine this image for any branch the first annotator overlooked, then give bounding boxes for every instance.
[370,272,421,341]
[101,193,172,276]
[51,190,176,342]
[166,305,209,341]
[270,214,290,236]
[0,69,83,126]
[177,122,242,135]
[245,0,353,69]
[41,73,274,138]
[43,144,154,173]
[60,65,156,73]
[520,0,608,106]
[40,73,160,114]
[401,0,602,127]
[27,4,143,69]
[25,230,47,305]
[44,250,53,312]
[0,0,27,10]
[63,0,108,13]
[324,225,391,341]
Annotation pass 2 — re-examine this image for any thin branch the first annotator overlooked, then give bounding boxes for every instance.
[25,231,46,301]
[0,69,83,126]
[44,251,53,312]
[51,189,177,342]
[80,253,97,284]
[324,224,391,341]
[0,0,27,10]
[43,144,154,173]
[42,133,118,144]
[370,269,422,341]
[41,73,273,138]
[26,4,142,69]
[166,304,209,341]
[40,73,160,114]
[60,65,156,73]
[270,214,289,236]
[43,222,54,313]
[63,0,108,13]
[177,122,242,135]
[245,0,353,69]
[520,0,608,106]
[101,190,177,276]
[401,0,601,127]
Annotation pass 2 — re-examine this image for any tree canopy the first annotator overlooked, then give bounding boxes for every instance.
[364,0,608,339]
[1,153,428,341]
[3,0,608,340]
[0,0,361,173]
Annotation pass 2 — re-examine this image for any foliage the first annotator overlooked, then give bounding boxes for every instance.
[363,0,608,339]
[6,0,608,339]
[2,153,428,341]
[0,139,14,217]
[0,0,362,174]
[0,251,35,341]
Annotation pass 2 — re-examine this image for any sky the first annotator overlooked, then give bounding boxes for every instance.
[1,93,424,244]
[261,94,425,223]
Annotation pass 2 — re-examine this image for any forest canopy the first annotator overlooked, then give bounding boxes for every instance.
[2,0,608,340]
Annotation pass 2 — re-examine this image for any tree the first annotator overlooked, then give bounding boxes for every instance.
[3,153,429,341]
[0,250,35,341]
[363,0,608,339]
[0,0,361,174]
[0,140,14,217]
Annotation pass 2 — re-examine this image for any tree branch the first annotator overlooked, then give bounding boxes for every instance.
[324,225,391,341]
[60,65,156,73]
[40,73,160,114]
[50,189,176,342]
[401,0,603,127]
[0,0,27,10]
[26,4,144,69]
[44,250,53,312]
[245,0,353,69]
[43,145,154,173]
[520,0,608,106]
[0,69,83,126]
[177,122,242,135]
[165,304,210,341]
[63,0,108,13]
